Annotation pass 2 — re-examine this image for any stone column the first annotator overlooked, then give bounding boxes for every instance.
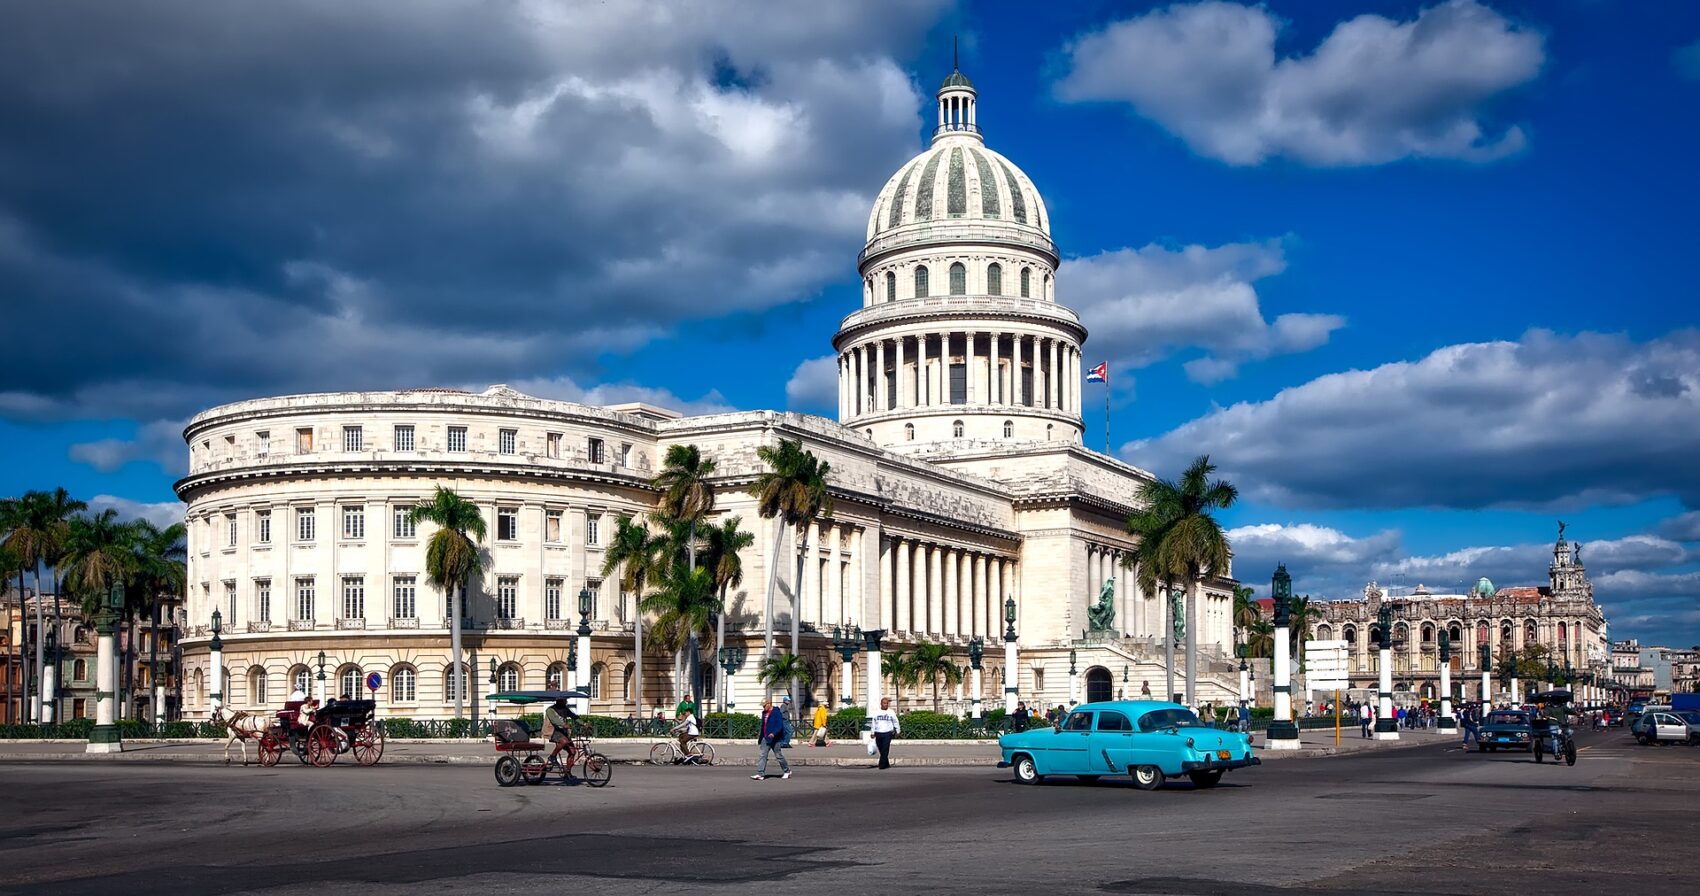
[826,524,842,627]
[878,535,893,632]
[576,620,593,715]
[874,340,887,412]
[839,649,854,707]
[803,521,821,627]
[928,544,944,635]
[895,336,908,409]
[1439,657,1456,732]
[895,537,911,634]
[1376,642,1400,740]
[1269,614,1299,749]
[989,333,1001,404]
[864,629,885,712]
[944,549,959,638]
[88,609,123,753]
[965,332,977,403]
[971,554,985,647]
[971,662,983,720]
[1004,625,1019,714]
[850,527,864,627]
[1051,339,1062,409]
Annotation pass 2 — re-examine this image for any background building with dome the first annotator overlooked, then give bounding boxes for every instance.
[175,67,1243,721]
[1302,525,1609,705]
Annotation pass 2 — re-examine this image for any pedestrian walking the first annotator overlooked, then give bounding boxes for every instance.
[1360,702,1372,738]
[1237,701,1251,734]
[1010,701,1030,732]
[1461,702,1480,748]
[811,701,829,747]
[778,695,795,748]
[870,697,901,769]
[750,699,791,781]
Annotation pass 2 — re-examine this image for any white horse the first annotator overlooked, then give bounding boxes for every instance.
[211,705,273,766]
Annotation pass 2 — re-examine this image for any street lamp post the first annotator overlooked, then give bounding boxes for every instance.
[315,649,327,705]
[88,582,124,753]
[1068,648,1079,707]
[1238,647,1250,709]
[831,625,861,708]
[717,646,746,713]
[41,627,58,724]
[1480,642,1492,707]
[576,588,593,715]
[862,629,885,712]
[1267,565,1299,749]
[1437,630,1456,733]
[1003,597,1018,714]
[208,609,224,714]
[968,638,984,720]
[1374,603,1399,740]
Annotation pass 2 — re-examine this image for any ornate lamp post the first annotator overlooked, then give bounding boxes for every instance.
[41,627,58,724]
[1374,602,1399,740]
[863,628,886,712]
[88,582,125,753]
[1238,645,1250,709]
[1068,648,1079,707]
[831,625,861,708]
[1479,642,1493,707]
[1267,565,1299,749]
[717,645,746,712]
[208,608,225,714]
[315,649,328,704]
[1003,596,1019,713]
[576,587,593,714]
[1437,630,1456,733]
[968,638,984,720]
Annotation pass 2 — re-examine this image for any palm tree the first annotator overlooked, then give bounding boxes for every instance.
[748,438,833,702]
[652,444,717,706]
[1137,456,1237,706]
[639,564,721,702]
[1243,618,1276,659]
[603,514,667,716]
[128,520,186,721]
[0,535,23,723]
[909,641,963,712]
[1286,595,1323,655]
[701,516,753,710]
[1126,503,1182,702]
[1232,584,1261,648]
[756,652,814,703]
[881,649,919,712]
[4,489,86,722]
[409,487,486,721]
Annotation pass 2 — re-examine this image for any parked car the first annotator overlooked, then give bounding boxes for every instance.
[1632,711,1697,745]
[998,700,1259,790]
[1478,709,1534,752]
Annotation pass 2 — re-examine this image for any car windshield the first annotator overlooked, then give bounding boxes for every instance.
[1137,708,1204,732]
[1485,711,1528,726]
[1676,711,1700,724]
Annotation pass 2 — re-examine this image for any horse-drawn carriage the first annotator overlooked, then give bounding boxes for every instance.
[257,698,386,768]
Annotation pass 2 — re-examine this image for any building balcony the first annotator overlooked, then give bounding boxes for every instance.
[335,618,366,631]
[287,619,315,632]
[390,617,420,630]
[246,621,272,634]
[488,617,525,631]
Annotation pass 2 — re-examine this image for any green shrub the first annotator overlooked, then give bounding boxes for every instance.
[701,712,760,739]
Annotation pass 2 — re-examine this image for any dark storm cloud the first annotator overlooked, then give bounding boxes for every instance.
[0,0,948,420]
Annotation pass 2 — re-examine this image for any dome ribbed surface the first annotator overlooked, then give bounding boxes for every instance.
[866,143,1048,241]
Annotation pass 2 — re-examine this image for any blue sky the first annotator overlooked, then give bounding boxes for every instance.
[3,1,1698,645]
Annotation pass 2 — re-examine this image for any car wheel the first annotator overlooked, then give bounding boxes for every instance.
[1012,754,1041,785]
[1188,770,1224,789]
[1132,765,1162,791]
[1077,775,1101,784]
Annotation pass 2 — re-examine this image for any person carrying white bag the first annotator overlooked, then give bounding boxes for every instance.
[869,698,901,769]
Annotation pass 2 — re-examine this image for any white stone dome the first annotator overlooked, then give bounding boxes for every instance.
[865,141,1050,242]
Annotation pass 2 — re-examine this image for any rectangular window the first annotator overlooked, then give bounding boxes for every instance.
[296,427,314,453]
[255,510,272,544]
[545,578,564,620]
[343,425,363,452]
[585,514,601,546]
[255,579,271,622]
[257,430,270,454]
[586,578,603,618]
[226,513,238,547]
[498,428,517,455]
[447,426,467,452]
[295,577,316,621]
[545,509,563,543]
[497,576,518,619]
[225,581,237,625]
[620,443,633,467]
[393,505,417,539]
[587,437,605,464]
[393,424,415,452]
[950,362,967,404]
[341,576,365,620]
[497,507,518,541]
[392,576,416,620]
[296,507,316,542]
[546,432,562,458]
[1021,368,1034,407]
[342,505,365,540]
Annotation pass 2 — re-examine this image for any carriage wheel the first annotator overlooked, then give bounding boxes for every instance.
[648,743,675,766]
[494,755,522,787]
[352,722,386,766]
[687,742,716,765]
[1564,741,1577,766]
[258,733,283,768]
[307,724,338,767]
[521,754,548,785]
[581,752,612,787]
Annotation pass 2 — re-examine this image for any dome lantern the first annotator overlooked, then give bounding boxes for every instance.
[934,42,980,145]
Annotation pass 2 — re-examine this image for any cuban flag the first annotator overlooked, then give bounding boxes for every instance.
[1086,361,1108,383]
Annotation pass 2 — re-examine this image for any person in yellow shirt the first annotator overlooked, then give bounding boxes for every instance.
[811,703,830,747]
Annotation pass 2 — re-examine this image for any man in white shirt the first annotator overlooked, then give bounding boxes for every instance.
[869,697,901,769]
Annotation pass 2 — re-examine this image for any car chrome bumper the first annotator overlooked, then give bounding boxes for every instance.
[1181,755,1261,772]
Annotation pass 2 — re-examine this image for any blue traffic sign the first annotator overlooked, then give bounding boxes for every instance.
[365,671,382,692]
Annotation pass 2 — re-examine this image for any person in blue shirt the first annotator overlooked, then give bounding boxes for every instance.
[750,698,792,781]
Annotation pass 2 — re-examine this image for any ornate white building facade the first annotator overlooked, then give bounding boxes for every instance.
[175,68,1241,720]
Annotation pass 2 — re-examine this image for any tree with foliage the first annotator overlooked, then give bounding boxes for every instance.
[756,652,814,704]
[908,641,963,712]
[127,519,186,721]
[4,489,86,722]
[881,649,919,712]
[602,514,667,718]
[0,535,25,722]
[700,516,753,708]
[640,564,721,702]
[651,444,718,706]
[1243,617,1275,659]
[1130,456,1237,706]
[1287,595,1323,661]
[409,487,486,720]
[1232,584,1261,648]
[749,438,832,702]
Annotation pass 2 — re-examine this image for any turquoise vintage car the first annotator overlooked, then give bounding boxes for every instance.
[998,700,1260,789]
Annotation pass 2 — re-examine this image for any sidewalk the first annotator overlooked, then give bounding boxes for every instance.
[0,727,1450,767]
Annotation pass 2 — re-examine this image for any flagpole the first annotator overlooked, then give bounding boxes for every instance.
[1104,373,1110,455]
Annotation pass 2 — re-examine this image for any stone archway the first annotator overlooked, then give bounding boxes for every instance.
[1085,667,1113,704]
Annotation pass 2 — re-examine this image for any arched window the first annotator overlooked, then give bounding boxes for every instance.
[289,665,310,696]
[391,665,417,702]
[882,271,895,302]
[904,423,915,441]
[1369,626,1382,647]
[338,665,362,699]
[623,663,637,702]
[1044,273,1052,300]
[1421,623,1435,643]
[949,262,966,295]
[864,277,872,304]
[1477,622,1489,644]
[590,662,607,700]
[546,662,568,690]
[1500,622,1513,644]
[1020,267,1031,297]
[249,666,269,706]
[952,420,964,438]
[193,668,204,705]
[1316,624,1333,640]
[914,265,929,297]
[444,663,468,703]
[1449,624,1463,644]
[1524,620,1537,644]
[1002,420,1014,438]
[498,663,521,692]
[987,263,1002,296]
[74,626,88,644]
[73,658,89,681]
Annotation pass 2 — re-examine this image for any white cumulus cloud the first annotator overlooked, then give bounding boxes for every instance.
[784,356,841,413]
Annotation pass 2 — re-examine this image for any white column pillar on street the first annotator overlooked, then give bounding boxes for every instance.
[88,597,123,753]
[42,664,57,724]
[1510,677,1520,705]
[971,660,984,720]
[1269,620,1298,749]
[154,684,167,725]
[1438,659,1456,732]
[865,631,884,713]
[1482,667,1493,706]
[1375,645,1399,740]
[1239,662,1250,706]
[839,653,853,707]
[1004,635,1019,713]
[576,627,593,716]
[211,646,226,712]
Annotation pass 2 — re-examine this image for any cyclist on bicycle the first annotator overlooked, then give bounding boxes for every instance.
[671,708,700,760]
[546,698,580,767]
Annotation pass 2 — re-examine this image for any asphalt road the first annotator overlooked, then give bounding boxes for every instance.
[1,729,1694,896]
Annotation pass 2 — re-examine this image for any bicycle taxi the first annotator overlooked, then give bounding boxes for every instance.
[486,689,612,787]
[1528,689,1578,766]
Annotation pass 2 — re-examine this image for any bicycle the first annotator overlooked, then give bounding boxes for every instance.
[648,737,716,766]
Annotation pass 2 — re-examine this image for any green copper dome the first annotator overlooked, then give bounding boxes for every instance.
[1474,577,1495,597]
[941,70,974,90]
